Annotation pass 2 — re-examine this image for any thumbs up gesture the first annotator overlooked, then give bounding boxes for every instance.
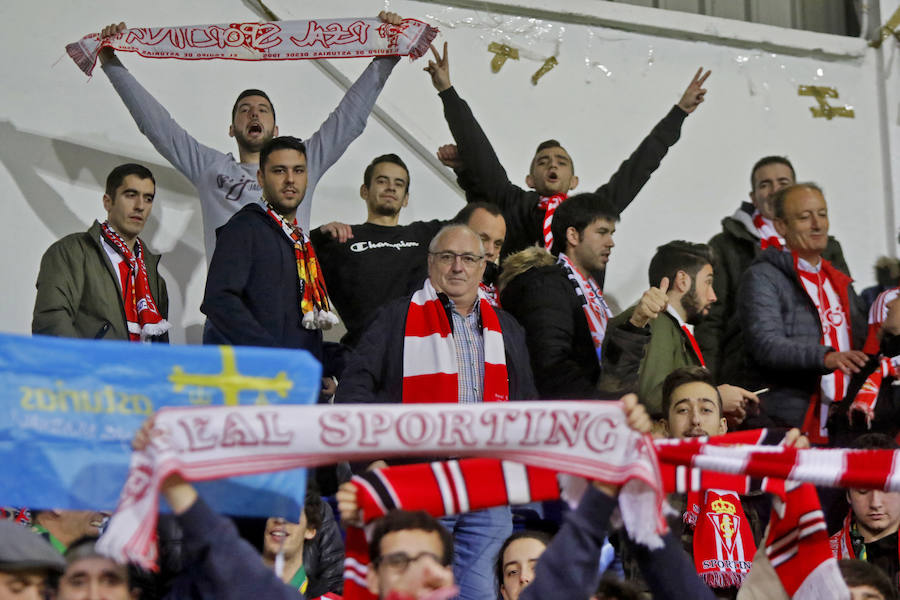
[629,277,670,328]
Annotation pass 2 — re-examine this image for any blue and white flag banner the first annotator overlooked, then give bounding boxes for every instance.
[0,333,320,518]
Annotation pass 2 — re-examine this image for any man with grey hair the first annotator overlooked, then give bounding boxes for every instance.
[738,183,866,440]
[337,223,536,600]
[0,520,65,600]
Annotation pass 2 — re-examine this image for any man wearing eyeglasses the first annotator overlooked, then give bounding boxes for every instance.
[337,223,536,600]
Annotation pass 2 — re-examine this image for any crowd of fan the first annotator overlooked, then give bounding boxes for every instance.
[8,9,900,600]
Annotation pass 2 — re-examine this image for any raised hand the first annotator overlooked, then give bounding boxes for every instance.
[378,11,402,25]
[98,22,126,64]
[436,144,462,169]
[677,67,711,114]
[629,277,669,328]
[424,42,451,92]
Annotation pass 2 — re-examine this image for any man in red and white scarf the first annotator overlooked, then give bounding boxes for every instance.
[738,183,866,440]
[336,223,537,600]
[33,163,170,342]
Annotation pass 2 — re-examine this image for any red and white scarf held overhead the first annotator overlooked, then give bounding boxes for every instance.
[99,222,170,341]
[793,252,853,444]
[264,205,338,330]
[67,17,439,76]
[402,279,508,403]
[557,253,611,365]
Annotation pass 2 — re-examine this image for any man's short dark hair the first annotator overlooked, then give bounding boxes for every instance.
[661,366,723,419]
[530,139,574,174]
[772,182,824,220]
[452,202,503,226]
[105,164,155,197]
[363,154,410,192]
[368,510,453,567]
[839,559,897,600]
[851,432,900,450]
[494,530,552,591]
[647,241,714,288]
[750,155,795,188]
[303,490,324,534]
[232,89,275,123]
[259,136,306,171]
[549,193,619,257]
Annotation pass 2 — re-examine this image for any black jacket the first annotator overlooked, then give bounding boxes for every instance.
[439,86,688,259]
[500,263,602,399]
[336,291,537,403]
[201,204,326,369]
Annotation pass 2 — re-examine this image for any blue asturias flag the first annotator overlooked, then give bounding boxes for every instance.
[0,333,321,520]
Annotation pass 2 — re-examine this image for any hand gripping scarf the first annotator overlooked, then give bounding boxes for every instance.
[849,356,900,428]
[264,205,338,330]
[402,279,508,403]
[557,253,611,365]
[536,193,567,248]
[67,17,438,77]
[99,222,170,341]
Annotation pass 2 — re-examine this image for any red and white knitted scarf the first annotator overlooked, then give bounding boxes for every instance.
[402,279,508,403]
[99,222,169,341]
[265,205,338,330]
[536,193,567,248]
[752,210,784,250]
[67,17,438,77]
[850,356,900,428]
[794,252,853,443]
[557,253,611,365]
[864,286,900,354]
[693,489,756,588]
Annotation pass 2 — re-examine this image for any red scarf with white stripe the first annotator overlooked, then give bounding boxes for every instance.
[850,356,900,428]
[264,205,338,330]
[537,193,566,248]
[753,210,784,250]
[794,252,853,444]
[863,286,900,354]
[558,253,611,366]
[402,279,508,403]
[99,222,169,341]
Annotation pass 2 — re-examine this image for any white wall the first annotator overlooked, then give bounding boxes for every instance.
[2,0,897,343]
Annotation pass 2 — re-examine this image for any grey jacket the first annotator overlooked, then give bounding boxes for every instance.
[32,220,168,341]
[737,247,864,427]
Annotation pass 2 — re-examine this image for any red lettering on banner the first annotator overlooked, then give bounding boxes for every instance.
[319,412,352,446]
[439,412,476,447]
[519,410,546,446]
[358,411,391,447]
[126,28,186,49]
[221,413,260,447]
[481,410,518,446]
[290,20,368,49]
[546,410,590,447]
[585,417,618,453]
[178,416,217,451]
[129,23,283,53]
[257,412,293,446]
[396,412,436,446]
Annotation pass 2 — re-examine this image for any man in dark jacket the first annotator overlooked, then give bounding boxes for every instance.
[424,42,709,262]
[696,156,850,386]
[738,183,866,439]
[33,163,169,342]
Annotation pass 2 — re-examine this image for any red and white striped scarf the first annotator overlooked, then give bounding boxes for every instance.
[67,17,438,77]
[557,253,611,365]
[753,210,784,250]
[99,222,169,341]
[849,356,900,428]
[863,286,900,354]
[402,279,508,403]
[536,193,566,248]
[265,205,338,330]
[795,253,852,443]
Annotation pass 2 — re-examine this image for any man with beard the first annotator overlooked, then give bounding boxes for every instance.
[202,136,337,378]
[600,241,758,422]
[97,12,402,261]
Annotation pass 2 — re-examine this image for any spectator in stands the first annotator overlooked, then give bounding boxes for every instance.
[838,559,897,600]
[337,223,535,600]
[600,241,758,422]
[738,183,866,439]
[57,537,136,600]
[0,520,65,600]
[32,163,169,342]
[31,511,108,554]
[96,13,403,261]
[697,157,850,386]
[496,531,552,600]
[831,434,900,588]
[425,42,709,266]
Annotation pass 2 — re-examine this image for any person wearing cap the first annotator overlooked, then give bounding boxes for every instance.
[0,520,65,600]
